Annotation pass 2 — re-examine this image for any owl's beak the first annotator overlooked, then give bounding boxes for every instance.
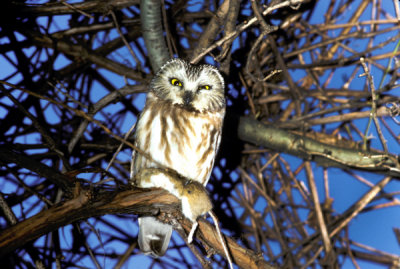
[182,91,194,106]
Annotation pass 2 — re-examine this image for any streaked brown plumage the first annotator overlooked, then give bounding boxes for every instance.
[131,58,225,257]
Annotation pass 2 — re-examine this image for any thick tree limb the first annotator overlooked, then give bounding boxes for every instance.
[0,187,177,257]
[0,185,275,268]
[180,218,275,269]
[191,0,230,62]
[238,117,400,177]
[140,0,170,72]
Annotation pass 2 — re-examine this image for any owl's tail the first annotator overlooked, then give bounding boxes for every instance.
[138,216,173,257]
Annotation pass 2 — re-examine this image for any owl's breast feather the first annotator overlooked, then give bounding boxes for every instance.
[135,96,224,184]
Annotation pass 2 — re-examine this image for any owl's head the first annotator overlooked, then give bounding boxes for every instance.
[150,58,225,113]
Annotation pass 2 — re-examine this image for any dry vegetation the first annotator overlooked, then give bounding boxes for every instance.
[0,0,400,268]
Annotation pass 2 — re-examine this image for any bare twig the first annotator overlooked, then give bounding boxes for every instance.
[110,10,142,69]
[360,57,388,153]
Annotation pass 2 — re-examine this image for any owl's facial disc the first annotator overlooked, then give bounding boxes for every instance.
[167,77,196,108]
[174,79,213,110]
[150,58,225,112]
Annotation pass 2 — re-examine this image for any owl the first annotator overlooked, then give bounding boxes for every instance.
[131,58,225,257]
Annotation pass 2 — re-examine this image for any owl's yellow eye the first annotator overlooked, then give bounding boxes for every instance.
[198,85,211,91]
[170,78,182,87]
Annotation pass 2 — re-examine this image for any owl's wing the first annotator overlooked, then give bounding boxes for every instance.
[138,216,173,257]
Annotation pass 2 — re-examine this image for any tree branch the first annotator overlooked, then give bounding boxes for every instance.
[0,184,275,268]
[17,0,138,16]
[0,147,74,191]
[140,0,170,72]
[238,117,400,177]
[0,187,177,257]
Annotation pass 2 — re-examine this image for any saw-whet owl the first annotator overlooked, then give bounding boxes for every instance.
[131,58,225,257]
